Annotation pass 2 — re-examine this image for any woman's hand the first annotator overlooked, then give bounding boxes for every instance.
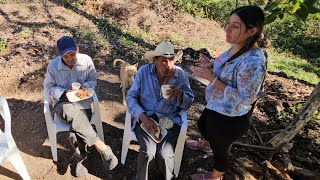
[190,66,215,83]
[194,53,212,68]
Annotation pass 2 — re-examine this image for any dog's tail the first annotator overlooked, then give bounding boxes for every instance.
[113,59,126,67]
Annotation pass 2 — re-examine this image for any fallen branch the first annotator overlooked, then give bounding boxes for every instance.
[252,124,263,144]
[260,129,284,135]
[268,83,320,148]
[238,157,263,175]
[234,142,276,151]
[225,158,257,180]
[289,166,320,180]
[262,160,292,180]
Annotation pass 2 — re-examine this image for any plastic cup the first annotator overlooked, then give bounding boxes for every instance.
[161,85,171,99]
[72,82,81,91]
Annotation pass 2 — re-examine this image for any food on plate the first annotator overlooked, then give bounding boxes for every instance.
[159,117,174,129]
[75,89,90,99]
[154,126,162,141]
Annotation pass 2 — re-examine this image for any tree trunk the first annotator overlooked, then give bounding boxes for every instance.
[267,83,320,148]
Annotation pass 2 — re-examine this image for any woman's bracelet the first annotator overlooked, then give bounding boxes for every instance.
[211,77,218,86]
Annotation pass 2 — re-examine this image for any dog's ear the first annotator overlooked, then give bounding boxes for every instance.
[134,63,139,68]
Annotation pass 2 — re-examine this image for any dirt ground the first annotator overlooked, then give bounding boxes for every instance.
[0,1,319,180]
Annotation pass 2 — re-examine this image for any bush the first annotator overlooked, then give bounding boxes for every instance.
[264,15,320,67]
[0,38,7,52]
[172,0,258,24]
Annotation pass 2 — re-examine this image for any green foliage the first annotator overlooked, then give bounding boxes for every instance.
[264,0,320,24]
[173,0,248,23]
[18,27,33,39]
[288,102,303,115]
[264,14,320,83]
[74,28,95,41]
[268,51,319,85]
[0,38,7,52]
[276,102,303,127]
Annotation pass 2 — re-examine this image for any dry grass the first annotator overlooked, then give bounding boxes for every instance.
[77,0,229,54]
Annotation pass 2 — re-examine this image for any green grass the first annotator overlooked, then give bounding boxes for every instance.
[18,27,33,39]
[268,50,320,85]
[0,38,7,52]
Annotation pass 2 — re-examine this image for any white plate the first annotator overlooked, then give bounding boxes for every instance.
[140,118,167,143]
[66,88,94,102]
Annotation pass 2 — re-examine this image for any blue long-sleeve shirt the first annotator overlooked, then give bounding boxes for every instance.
[126,64,194,126]
[206,47,266,116]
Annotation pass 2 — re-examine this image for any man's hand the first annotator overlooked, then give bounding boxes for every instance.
[139,113,159,135]
[80,85,86,89]
[167,85,183,102]
[66,86,73,93]
[59,87,72,101]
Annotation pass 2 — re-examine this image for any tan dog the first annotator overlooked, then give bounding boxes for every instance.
[113,59,138,105]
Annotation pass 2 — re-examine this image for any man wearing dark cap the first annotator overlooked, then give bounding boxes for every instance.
[44,36,118,177]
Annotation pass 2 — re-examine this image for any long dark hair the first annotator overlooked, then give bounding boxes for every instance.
[227,6,269,62]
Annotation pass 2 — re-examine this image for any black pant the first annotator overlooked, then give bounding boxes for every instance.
[198,108,251,172]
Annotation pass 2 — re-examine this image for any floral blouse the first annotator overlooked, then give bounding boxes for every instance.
[205,47,266,117]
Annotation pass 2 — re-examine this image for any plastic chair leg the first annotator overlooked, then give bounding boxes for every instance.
[94,121,105,143]
[8,152,31,180]
[121,134,130,165]
[48,128,58,162]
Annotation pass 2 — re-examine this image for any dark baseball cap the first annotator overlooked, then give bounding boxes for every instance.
[57,36,77,55]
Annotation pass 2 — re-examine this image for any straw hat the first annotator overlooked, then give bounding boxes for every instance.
[144,41,183,62]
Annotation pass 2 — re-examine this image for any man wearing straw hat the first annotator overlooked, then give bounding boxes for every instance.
[126,41,194,179]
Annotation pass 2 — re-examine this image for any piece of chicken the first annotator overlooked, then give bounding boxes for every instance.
[154,126,162,141]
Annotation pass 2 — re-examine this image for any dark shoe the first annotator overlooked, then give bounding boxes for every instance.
[70,158,88,177]
[100,145,118,170]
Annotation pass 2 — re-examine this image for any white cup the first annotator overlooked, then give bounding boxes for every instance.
[72,82,81,91]
[161,85,171,99]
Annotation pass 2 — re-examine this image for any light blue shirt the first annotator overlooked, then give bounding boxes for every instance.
[206,48,266,116]
[126,64,194,126]
[44,53,97,109]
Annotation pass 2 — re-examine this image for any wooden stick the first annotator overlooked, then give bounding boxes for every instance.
[253,124,263,144]
[260,129,284,135]
[233,142,276,151]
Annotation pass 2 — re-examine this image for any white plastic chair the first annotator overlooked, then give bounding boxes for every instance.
[0,96,31,180]
[43,90,105,162]
[121,110,188,177]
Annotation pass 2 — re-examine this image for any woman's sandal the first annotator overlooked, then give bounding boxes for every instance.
[186,138,213,153]
[191,172,223,180]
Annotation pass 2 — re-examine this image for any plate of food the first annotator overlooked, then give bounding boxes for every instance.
[66,88,94,102]
[140,118,167,143]
[159,116,174,129]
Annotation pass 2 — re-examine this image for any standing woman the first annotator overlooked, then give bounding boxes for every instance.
[188,6,268,180]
